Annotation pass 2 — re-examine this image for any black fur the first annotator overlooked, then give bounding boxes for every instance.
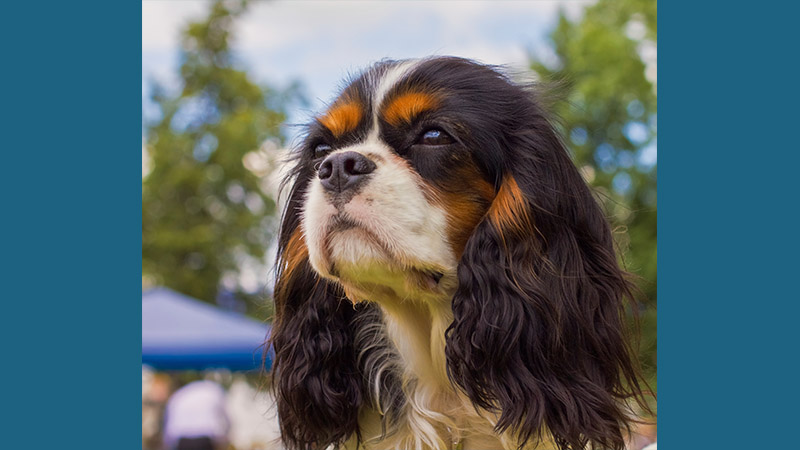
[270,262,362,448]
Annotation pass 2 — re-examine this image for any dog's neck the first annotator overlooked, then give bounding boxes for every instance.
[335,261,459,387]
[371,291,467,448]
[376,293,454,388]
[366,291,512,450]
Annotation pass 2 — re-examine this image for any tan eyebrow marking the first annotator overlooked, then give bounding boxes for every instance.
[319,101,363,138]
[382,91,439,127]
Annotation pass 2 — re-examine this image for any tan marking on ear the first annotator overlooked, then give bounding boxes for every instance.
[319,101,363,138]
[382,91,438,127]
[280,228,309,284]
[488,176,533,234]
[273,229,309,311]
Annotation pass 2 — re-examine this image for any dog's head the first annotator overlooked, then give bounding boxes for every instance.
[301,58,511,304]
[271,57,649,450]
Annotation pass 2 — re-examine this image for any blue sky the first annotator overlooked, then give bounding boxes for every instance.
[142,0,591,139]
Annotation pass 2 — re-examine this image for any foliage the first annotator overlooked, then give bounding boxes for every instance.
[530,0,658,391]
[142,0,296,318]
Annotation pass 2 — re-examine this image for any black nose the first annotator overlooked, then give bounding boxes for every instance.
[318,151,376,193]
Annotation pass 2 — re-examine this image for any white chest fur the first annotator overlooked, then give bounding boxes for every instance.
[350,296,508,450]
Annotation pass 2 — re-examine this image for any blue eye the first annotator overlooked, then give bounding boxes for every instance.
[314,143,332,158]
[418,128,454,146]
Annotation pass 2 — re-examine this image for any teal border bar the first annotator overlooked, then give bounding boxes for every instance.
[661,2,799,449]
[3,1,141,447]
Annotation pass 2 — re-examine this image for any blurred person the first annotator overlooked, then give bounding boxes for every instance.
[143,370,173,449]
[163,380,231,450]
[226,375,284,449]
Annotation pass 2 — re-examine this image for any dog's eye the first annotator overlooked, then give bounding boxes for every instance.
[314,143,332,158]
[417,129,453,146]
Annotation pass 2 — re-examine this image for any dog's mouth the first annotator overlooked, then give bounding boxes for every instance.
[327,214,359,233]
[324,214,391,259]
[321,214,449,296]
[322,214,391,274]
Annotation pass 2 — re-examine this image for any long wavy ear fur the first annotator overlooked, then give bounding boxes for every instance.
[445,97,649,450]
[269,174,364,450]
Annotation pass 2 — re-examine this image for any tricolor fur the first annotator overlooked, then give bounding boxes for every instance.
[269,57,650,450]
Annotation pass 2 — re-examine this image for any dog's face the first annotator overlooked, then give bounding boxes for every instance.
[300,59,511,303]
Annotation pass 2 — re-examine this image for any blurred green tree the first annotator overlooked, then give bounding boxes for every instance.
[142,0,299,318]
[530,0,658,391]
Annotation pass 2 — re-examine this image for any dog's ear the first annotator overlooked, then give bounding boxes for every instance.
[445,110,648,450]
[269,177,363,450]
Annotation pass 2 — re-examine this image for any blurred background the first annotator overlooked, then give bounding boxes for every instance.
[142,1,656,448]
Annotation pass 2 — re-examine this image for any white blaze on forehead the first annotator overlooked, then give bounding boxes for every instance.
[373,59,420,109]
[368,59,421,140]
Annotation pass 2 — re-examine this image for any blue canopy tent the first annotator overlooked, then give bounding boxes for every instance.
[142,287,272,371]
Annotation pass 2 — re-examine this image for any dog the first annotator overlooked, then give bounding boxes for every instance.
[269,56,650,450]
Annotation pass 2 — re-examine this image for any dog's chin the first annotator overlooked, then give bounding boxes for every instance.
[310,223,454,304]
